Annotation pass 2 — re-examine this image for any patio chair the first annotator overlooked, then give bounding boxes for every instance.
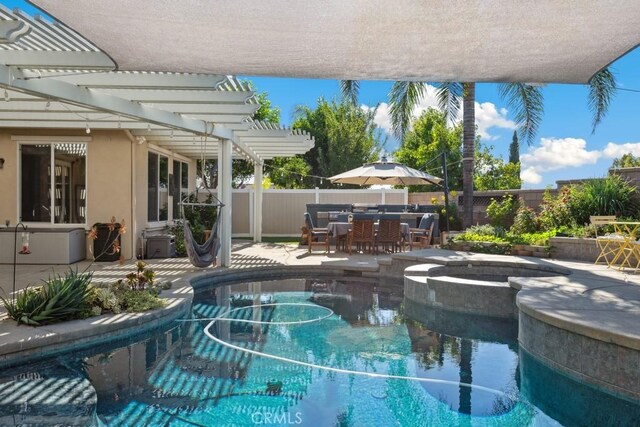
[348,218,375,254]
[408,213,438,250]
[376,218,403,254]
[303,212,329,253]
[590,215,619,266]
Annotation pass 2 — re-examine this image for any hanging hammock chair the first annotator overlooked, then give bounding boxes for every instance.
[180,189,224,268]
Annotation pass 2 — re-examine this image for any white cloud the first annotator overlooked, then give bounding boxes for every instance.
[362,85,440,135]
[362,85,514,141]
[520,137,601,185]
[601,142,640,159]
[474,102,516,140]
[363,102,393,134]
[521,167,543,185]
[521,137,600,171]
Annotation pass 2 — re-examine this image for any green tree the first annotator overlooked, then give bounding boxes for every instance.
[288,98,382,188]
[342,69,616,227]
[253,90,281,123]
[508,130,520,164]
[507,130,521,189]
[612,152,640,168]
[393,108,463,191]
[395,111,520,191]
[267,156,311,189]
[474,143,522,190]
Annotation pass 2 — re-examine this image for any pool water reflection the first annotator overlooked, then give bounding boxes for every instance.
[0,276,638,426]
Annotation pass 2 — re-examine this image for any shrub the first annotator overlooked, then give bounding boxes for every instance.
[537,187,575,230]
[506,230,556,246]
[468,241,512,255]
[86,263,166,316]
[87,287,121,314]
[169,221,187,257]
[568,176,636,225]
[124,261,156,291]
[433,200,463,231]
[556,224,596,238]
[486,194,519,229]
[1,270,92,326]
[466,224,497,236]
[120,289,166,312]
[446,229,512,254]
[453,232,508,244]
[510,206,538,234]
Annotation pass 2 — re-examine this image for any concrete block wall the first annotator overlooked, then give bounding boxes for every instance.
[409,188,552,227]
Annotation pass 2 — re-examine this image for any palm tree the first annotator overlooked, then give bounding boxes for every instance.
[341,70,616,227]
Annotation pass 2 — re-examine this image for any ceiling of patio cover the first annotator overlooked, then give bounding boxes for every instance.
[31,0,640,83]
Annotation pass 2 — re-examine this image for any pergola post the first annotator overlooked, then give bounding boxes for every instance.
[253,161,263,243]
[218,138,233,267]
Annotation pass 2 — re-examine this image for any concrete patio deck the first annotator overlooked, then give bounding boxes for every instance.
[0,240,387,309]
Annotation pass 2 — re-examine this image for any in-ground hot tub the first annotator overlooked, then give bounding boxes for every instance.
[404,261,571,318]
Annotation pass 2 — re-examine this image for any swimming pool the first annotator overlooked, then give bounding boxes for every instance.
[0,276,638,426]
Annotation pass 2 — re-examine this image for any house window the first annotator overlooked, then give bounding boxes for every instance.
[148,152,169,222]
[172,160,189,219]
[20,143,87,224]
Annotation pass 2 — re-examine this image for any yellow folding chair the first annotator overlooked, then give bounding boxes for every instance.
[590,216,619,267]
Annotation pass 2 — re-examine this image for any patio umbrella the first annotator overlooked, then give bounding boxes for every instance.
[328,158,442,186]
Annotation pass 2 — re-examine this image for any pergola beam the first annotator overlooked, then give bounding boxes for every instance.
[0,50,115,68]
[94,88,254,103]
[0,120,164,129]
[25,71,228,89]
[0,64,239,141]
[0,110,251,124]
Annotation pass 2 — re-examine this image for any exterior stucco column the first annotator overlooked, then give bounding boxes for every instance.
[218,138,232,267]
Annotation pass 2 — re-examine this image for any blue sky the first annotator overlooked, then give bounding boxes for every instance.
[247,46,640,189]
[8,0,640,189]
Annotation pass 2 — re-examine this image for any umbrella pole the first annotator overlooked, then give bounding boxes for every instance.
[441,152,450,233]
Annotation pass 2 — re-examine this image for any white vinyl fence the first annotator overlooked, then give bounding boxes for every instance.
[211,188,408,237]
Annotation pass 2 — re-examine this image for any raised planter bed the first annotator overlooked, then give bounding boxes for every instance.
[549,237,599,262]
[511,244,549,258]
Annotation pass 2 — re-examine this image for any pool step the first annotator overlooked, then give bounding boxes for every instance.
[0,363,98,426]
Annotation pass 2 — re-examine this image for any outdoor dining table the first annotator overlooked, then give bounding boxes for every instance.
[326,221,410,252]
[607,221,640,271]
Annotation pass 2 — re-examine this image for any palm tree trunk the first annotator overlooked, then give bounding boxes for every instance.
[462,83,475,228]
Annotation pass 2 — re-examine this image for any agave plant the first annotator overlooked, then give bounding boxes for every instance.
[1,270,93,326]
[0,287,44,322]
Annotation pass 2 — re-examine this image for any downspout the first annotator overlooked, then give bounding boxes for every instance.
[124,130,138,260]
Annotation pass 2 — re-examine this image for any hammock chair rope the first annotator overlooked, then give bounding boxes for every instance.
[181,134,224,268]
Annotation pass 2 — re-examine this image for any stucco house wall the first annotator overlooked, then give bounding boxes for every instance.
[0,129,196,262]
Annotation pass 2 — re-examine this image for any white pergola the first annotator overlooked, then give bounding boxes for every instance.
[30,0,640,83]
[0,6,314,266]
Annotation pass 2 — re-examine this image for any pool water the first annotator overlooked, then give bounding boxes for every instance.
[0,277,638,426]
